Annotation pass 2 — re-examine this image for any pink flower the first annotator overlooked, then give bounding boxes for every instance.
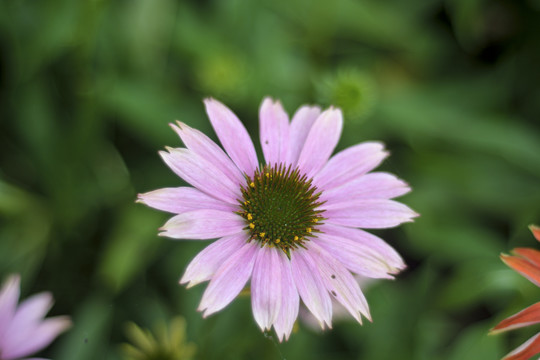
[299,275,375,331]
[490,225,540,360]
[138,97,417,341]
[0,274,71,360]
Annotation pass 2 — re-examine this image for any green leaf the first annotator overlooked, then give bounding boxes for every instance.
[98,206,164,293]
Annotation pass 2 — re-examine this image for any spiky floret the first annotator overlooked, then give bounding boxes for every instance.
[237,164,325,258]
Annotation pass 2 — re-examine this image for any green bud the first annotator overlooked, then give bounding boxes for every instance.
[315,68,377,122]
[121,317,196,360]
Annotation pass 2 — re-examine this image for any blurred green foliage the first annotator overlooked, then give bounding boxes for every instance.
[121,316,196,360]
[1,0,539,359]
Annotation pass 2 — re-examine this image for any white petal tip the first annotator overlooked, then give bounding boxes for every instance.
[181,278,200,289]
[408,213,420,221]
[318,320,332,330]
[334,108,343,116]
[274,331,290,342]
[200,308,213,318]
[326,107,342,116]
[488,328,503,335]
[261,96,274,104]
[175,120,190,130]
[55,316,73,331]
[8,273,21,283]
[203,97,220,107]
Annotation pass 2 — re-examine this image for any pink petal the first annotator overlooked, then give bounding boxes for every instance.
[198,242,258,317]
[307,242,371,323]
[313,142,388,190]
[2,292,63,359]
[204,98,258,176]
[3,317,71,359]
[501,254,540,287]
[0,274,20,338]
[320,172,410,205]
[502,332,540,360]
[137,187,236,214]
[296,108,343,178]
[314,233,402,279]
[251,246,282,331]
[159,148,240,205]
[159,209,244,240]
[286,105,321,167]
[6,293,53,336]
[273,253,299,342]
[320,223,405,271]
[323,199,418,229]
[490,302,540,334]
[170,122,245,185]
[259,97,290,166]
[180,234,248,288]
[290,249,332,329]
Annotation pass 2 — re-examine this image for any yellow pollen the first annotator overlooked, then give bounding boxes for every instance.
[239,164,326,254]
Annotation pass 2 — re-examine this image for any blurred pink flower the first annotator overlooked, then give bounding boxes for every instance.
[0,274,71,360]
[139,97,417,341]
[490,225,540,360]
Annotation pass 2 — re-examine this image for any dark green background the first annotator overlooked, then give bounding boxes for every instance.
[1,0,540,359]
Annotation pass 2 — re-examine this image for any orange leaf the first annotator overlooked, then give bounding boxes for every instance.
[503,333,540,360]
[501,254,540,287]
[530,224,540,243]
[491,302,540,334]
[513,248,540,268]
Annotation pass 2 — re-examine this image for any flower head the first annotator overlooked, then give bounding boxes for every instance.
[138,97,417,341]
[0,274,71,360]
[490,225,540,360]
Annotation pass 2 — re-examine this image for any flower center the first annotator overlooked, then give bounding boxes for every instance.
[237,164,325,258]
